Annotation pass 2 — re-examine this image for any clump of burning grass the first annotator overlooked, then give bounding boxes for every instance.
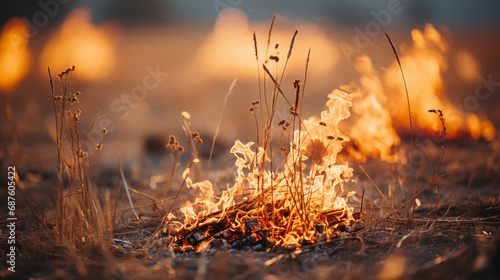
[166,15,362,252]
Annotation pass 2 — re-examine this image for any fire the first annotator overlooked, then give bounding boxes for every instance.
[383,24,494,141]
[39,8,121,81]
[196,8,338,80]
[0,17,31,91]
[454,50,480,82]
[343,24,495,162]
[173,23,495,252]
[175,87,360,251]
[345,55,400,162]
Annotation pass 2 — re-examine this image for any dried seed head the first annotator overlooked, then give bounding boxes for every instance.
[319,122,327,126]
[287,30,298,60]
[327,135,335,140]
[182,111,191,120]
[280,147,287,154]
[275,43,279,49]
[75,91,81,96]
[79,150,89,158]
[269,55,279,62]
[253,31,258,59]
[101,128,107,135]
[166,135,177,149]
[69,96,79,105]
[289,106,297,116]
[251,100,260,106]
[192,132,203,144]
[96,143,103,150]
[278,120,290,130]
[57,66,75,79]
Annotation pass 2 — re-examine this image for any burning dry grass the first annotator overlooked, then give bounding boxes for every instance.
[165,16,363,252]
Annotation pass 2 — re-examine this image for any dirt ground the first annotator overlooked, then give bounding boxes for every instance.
[1,140,499,280]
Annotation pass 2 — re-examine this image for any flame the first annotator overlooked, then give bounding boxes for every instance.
[454,50,480,82]
[39,8,121,81]
[0,17,31,91]
[345,55,401,162]
[342,24,495,161]
[176,89,358,250]
[196,8,338,79]
[383,24,494,141]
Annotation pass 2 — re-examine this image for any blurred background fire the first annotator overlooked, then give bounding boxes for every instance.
[1,0,500,169]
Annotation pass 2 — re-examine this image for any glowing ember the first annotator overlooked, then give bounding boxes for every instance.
[0,17,31,91]
[39,8,121,81]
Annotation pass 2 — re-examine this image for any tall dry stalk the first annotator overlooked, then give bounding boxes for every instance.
[428,109,446,221]
[385,33,414,221]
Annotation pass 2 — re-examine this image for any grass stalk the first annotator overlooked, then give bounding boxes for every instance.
[428,109,447,221]
[206,78,238,179]
[385,33,414,221]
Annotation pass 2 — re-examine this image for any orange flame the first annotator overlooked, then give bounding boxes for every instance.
[0,17,31,91]
[383,24,494,141]
[342,24,495,162]
[39,8,121,81]
[177,89,357,250]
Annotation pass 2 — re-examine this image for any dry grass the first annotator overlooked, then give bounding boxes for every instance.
[47,66,114,246]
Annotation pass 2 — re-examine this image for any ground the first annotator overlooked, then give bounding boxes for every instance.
[1,140,499,280]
